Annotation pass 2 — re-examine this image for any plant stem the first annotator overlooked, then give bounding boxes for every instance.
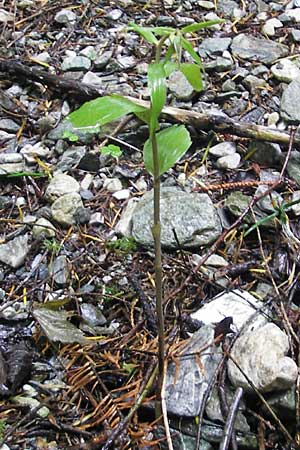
[151,130,165,418]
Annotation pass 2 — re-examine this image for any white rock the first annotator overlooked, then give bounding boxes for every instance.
[209,141,236,157]
[89,212,104,226]
[112,189,131,200]
[0,234,30,268]
[33,218,56,239]
[262,18,283,36]
[0,8,14,22]
[82,71,103,86]
[266,111,280,127]
[285,8,300,22]
[103,177,122,192]
[228,323,298,392]
[54,9,77,24]
[115,198,139,236]
[191,289,268,332]
[271,58,300,83]
[45,174,80,203]
[217,153,241,169]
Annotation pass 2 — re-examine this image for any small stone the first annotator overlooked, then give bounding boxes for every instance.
[20,142,51,164]
[199,37,232,56]
[266,111,280,127]
[81,303,106,326]
[115,198,139,236]
[32,218,56,240]
[89,212,105,226]
[0,119,19,133]
[209,141,236,157]
[284,8,300,22]
[231,33,288,65]
[51,193,83,226]
[45,174,80,203]
[0,153,23,164]
[79,46,97,60]
[61,55,91,72]
[94,50,113,69]
[271,58,300,82]
[205,254,229,267]
[103,177,123,192]
[262,17,283,36]
[248,141,282,166]
[82,71,103,86]
[0,8,14,22]
[54,9,77,24]
[168,70,195,100]
[217,153,241,169]
[107,9,123,20]
[49,255,69,286]
[117,55,136,69]
[243,75,267,93]
[291,29,300,42]
[112,189,131,200]
[281,80,300,123]
[290,191,300,215]
[0,234,30,268]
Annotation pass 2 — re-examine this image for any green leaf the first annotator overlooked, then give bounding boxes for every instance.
[148,62,166,134]
[163,61,178,77]
[181,20,225,33]
[244,212,278,237]
[127,22,158,45]
[180,63,203,91]
[181,37,203,67]
[143,125,192,176]
[101,144,122,158]
[67,95,146,129]
[63,130,79,142]
[171,33,182,63]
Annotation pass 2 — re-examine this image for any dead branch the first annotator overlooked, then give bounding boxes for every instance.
[1,59,299,147]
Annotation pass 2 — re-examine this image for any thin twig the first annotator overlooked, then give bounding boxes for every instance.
[219,387,244,450]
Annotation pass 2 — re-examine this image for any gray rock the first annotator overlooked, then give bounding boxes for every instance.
[191,289,268,331]
[51,193,83,226]
[281,80,300,123]
[80,303,106,326]
[94,50,113,69]
[20,142,51,164]
[0,153,23,163]
[103,177,122,192]
[271,58,300,82]
[107,8,123,20]
[45,174,80,203]
[248,140,282,166]
[243,75,268,93]
[262,17,283,36]
[255,185,283,213]
[290,190,300,215]
[115,198,139,236]
[79,46,97,60]
[82,71,103,86]
[0,119,19,133]
[32,218,56,240]
[284,8,300,21]
[210,141,237,157]
[216,0,239,16]
[117,55,136,69]
[204,56,233,72]
[56,146,87,172]
[228,323,298,392]
[48,120,99,143]
[0,130,16,143]
[165,324,222,416]
[0,162,25,175]
[0,234,30,268]
[287,150,300,182]
[291,28,300,42]
[61,55,91,72]
[54,9,77,24]
[168,70,195,101]
[216,153,241,169]
[49,255,69,286]
[231,33,288,65]
[199,37,232,56]
[132,188,222,249]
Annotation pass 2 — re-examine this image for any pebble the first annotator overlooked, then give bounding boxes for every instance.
[51,193,83,226]
[0,234,30,268]
[271,58,300,82]
[61,55,91,72]
[216,152,241,169]
[112,189,131,200]
[209,141,236,157]
[45,174,80,203]
[32,218,56,240]
[54,9,77,24]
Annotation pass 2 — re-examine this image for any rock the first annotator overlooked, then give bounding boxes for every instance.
[131,188,222,249]
[117,55,136,69]
[51,193,83,226]
[79,46,97,60]
[281,80,300,123]
[209,141,236,157]
[216,153,241,169]
[271,58,300,82]
[80,303,106,326]
[49,255,69,286]
[61,55,91,72]
[82,71,103,86]
[168,70,195,101]
[94,50,113,69]
[291,28,300,42]
[205,254,228,267]
[54,9,77,24]
[0,162,25,175]
[248,140,282,166]
[32,218,56,240]
[0,154,23,164]
[290,190,300,215]
[0,234,30,268]
[107,8,123,20]
[228,323,298,392]
[261,17,283,36]
[231,33,288,65]
[255,185,283,213]
[89,212,105,226]
[205,56,233,72]
[56,146,87,172]
[0,8,14,22]
[225,191,252,220]
[103,177,123,192]
[243,75,268,93]
[0,130,16,144]
[287,150,300,182]
[112,189,131,200]
[165,324,222,416]
[0,119,19,133]
[284,8,300,21]
[115,198,139,236]
[45,174,80,203]
[191,289,268,331]
[198,37,232,56]
[20,142,51,164]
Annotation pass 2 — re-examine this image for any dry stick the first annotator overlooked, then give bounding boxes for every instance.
[1,59,300,146]
[219,387,244,450]
[168,126,296,302]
